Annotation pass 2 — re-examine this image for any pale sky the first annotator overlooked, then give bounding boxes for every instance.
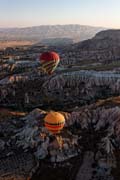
[0,0,120,28]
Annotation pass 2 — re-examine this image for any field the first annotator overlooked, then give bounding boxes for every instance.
[0,40,34,49]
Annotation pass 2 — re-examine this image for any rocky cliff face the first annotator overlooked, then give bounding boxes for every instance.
[42,71,120,104]
[1,70,120,109]
[60,30,120,66]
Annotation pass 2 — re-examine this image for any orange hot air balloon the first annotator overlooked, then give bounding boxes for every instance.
[40,51,60,75]
[44,111,65,134]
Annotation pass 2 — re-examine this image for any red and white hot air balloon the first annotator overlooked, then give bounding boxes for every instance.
[39,51,60,75]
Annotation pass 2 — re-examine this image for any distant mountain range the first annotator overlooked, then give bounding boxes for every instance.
[0,25,105,43]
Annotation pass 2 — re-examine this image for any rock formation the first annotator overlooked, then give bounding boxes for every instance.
[1,70,120,109]
[60,30,120,66]
[0,97,120,179]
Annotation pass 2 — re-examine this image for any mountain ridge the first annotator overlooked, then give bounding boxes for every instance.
[0,24,105,42]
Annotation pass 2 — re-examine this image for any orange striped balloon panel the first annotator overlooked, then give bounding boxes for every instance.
[45,122,64,134]
[41,59,59,74]
[44,112,65,134]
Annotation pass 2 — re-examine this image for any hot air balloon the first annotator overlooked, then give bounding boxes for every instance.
[44,111,65,134]
[40,51,60,75]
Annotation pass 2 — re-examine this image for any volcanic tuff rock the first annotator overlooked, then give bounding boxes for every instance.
[1,70,120,109]
[61,30,120,66]
[1,98,120,179]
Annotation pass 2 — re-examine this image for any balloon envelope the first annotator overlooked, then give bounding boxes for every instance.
[44,111,65,134]
[40,51,60,74]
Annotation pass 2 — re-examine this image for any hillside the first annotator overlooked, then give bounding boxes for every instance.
[61,29,120,69]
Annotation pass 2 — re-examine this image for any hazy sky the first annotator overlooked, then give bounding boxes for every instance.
[0,0,120,28]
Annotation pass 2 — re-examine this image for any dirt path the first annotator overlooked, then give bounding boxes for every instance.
[76,151,94,180]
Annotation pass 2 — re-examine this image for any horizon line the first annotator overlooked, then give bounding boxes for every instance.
[0,23,113,29]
